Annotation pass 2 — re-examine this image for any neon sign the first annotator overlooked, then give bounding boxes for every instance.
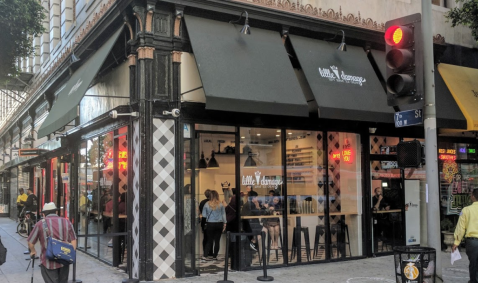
[331,152,341,160]
[469,149,476,154]
[104,150,128,170]
[439,154,456,161]
[342,149,353,163]
[439,149,456,154]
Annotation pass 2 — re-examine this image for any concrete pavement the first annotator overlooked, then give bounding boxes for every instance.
[0,216,472,282]
[0,217,128,283]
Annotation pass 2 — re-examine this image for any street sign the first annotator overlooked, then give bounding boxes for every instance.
[394,109,423,128]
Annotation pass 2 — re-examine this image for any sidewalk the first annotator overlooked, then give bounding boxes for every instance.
[0,217,128,283]
[1,215,471,283]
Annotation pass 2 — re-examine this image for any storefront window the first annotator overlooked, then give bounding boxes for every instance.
[439,142,477,216]
[326,132,363,259]
[77,129,127,265]
[240,127,284,267]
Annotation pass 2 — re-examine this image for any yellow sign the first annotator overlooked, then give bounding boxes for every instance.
[403,262,419,280]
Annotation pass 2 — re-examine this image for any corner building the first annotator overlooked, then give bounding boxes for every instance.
[1,0,478,281]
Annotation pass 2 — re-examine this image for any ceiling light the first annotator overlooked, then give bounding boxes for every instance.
[207,151,219,169]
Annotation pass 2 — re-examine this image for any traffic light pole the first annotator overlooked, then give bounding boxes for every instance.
[421,0,442,281]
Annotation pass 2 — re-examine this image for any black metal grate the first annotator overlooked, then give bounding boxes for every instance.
[397,140,422,168]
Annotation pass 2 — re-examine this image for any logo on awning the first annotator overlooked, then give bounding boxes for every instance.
[318,66,367,86]
[68,79,83,96]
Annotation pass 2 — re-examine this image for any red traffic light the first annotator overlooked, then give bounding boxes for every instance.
[385,25,413,48]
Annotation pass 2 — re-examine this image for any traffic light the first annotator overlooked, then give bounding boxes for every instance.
[384,14,423,107]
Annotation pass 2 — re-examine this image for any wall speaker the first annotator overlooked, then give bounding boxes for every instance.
[397,140,422,168]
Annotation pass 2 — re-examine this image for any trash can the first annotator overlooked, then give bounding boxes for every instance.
[393,246,436,283]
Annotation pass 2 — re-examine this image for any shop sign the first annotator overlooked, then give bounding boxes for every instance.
[19,148,48,157]
[104,150,128,170]
[61,173,69,184]
[317,66,367,86]
[241,171,283,189]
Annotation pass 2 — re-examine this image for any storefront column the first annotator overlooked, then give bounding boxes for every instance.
[133,43,155,281]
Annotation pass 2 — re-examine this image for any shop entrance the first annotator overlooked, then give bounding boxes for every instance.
[185,129,236,275]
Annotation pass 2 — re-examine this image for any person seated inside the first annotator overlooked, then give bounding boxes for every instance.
[263,195,282,250]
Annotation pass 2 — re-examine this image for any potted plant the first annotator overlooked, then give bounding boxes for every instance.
[441,218,455,252]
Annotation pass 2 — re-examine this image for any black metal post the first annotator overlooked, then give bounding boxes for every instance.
[123,230,139,283]
[217,232,233,283]
[257,231,273,281]
[67,262,82,283]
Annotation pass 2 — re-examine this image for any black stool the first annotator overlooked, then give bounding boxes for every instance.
[290,227,311,262]
[313,225,326,259]
[331,222,352,258]
[266,225,283,263]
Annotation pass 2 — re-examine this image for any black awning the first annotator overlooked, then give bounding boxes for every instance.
[37,27,123,138]
[289,35,394,123]
[183,15,309,117]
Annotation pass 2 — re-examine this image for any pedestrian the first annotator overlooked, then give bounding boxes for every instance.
[201,190,226,261]
[27,202,77,283]
[452,188,478,283]
[199,189,213,258]
[16,188,27,220]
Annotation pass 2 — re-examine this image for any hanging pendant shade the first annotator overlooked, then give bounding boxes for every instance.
[243,155,257,168]
[207,151,220,169]
[198,151,208,169]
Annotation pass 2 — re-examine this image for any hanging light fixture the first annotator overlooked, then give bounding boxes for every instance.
[229,10,251,35]
[243,153,257,168]
[207,151,219,169]
[198,151,208,169]
[325,30,347,52]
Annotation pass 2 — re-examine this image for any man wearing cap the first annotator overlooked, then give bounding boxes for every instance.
[453,188,478,283]
[27,202,77,283]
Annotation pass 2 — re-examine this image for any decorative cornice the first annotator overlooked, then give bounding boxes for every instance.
[128,54,137,66]
[171,51,182,63]
[232,1,385,31]
[433,34,446,45]
[137,47,155,59]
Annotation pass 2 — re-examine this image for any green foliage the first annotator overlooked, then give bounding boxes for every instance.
[0,0,45,84]
[440,218,455,232]
[445,0,478,42]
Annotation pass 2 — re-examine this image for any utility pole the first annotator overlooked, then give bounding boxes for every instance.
[421,0,442,281]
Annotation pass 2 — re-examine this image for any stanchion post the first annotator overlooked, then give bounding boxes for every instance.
[123,230,139,283]
[68,235,82,283]
[217,231,233,283]
[257,231,273,281]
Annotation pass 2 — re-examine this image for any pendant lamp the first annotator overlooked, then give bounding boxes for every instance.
[244,155,257,168]
[198,151,207,169]
[207,151,219,169]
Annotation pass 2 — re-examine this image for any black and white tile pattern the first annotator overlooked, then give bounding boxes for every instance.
[152,119,176,280]
[132,120,140,279]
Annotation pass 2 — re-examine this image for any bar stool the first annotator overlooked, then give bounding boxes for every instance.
[266,225,283,263]
[313,225,326,259]
[332,222,352,258]
[290,226,311,262]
